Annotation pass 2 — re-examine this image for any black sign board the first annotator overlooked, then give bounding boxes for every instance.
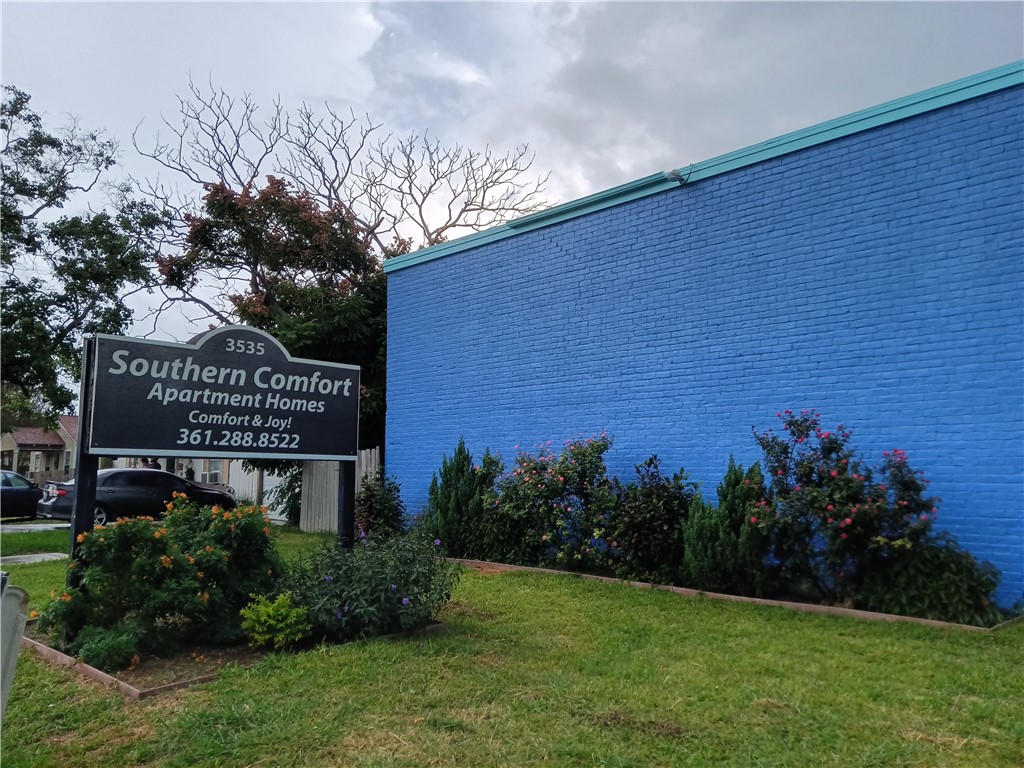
[87,327,360,460]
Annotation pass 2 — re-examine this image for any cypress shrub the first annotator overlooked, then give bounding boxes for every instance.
[683,457,768,596]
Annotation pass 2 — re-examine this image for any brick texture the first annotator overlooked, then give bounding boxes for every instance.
[386,85,1024,606]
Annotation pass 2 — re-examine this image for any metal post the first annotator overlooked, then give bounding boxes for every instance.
[68,337,99,591]
[337,460,355,549]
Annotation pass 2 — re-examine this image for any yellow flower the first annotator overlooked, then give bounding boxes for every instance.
[204,545,214,553]
[29,610,39,620]
[160,555,173,568]
[263,527,271,537]
[165,502,173,511]
[154,528,166,539]
[211,505,221,515]
[76,533,87,543]
[186,554,195,564]
[222,511,232,521]
[197,571,205,579]
[94,525,106,531]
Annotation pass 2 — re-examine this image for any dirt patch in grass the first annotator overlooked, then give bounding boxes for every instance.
[588,709,689,739]
[24,623,266,693]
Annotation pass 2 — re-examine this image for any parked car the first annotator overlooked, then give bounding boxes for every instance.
[1,470,45,519]
[36,469,236,526]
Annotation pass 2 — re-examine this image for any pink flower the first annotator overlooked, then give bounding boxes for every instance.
[776,470,784,476]
[827,517,833,524]
[750,516,758,524]
[826,504,834,512]
[840,533,848,539]
[844,517,852,525]
[831,470,838,478]
[794,485,802,492]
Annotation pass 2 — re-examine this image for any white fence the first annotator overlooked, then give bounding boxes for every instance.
[299,447,381,533]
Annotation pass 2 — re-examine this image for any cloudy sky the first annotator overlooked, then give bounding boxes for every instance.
[3,1,1022,335]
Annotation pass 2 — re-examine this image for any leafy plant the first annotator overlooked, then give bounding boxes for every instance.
[481,435,615,570]
[240,592,312,649]
[684,457,768,595]
[857,532,1006,627]
[281,531,460,642]
[753,410,1003,624]
[68,624,140,671]
[608,456,698,585]
[36,494,283,667]
[423,438,502,557]
[355,469,406,541]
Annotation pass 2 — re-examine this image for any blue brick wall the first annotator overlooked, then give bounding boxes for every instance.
[386,85,1024,607]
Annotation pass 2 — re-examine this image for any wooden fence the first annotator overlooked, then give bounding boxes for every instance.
[299,447,381,533]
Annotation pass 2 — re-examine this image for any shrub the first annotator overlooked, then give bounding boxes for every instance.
[68,624,140,671]
[857,533,1006,627]
[753,410,1003,625]
[423,438,502,558]
[240,592,312,649]
[481,435,615,570]
[754,410,939,603]
[36,494,283,668]
[355,470,406,541]
[683,457,768,596]
[608,456,698,585]
[282,531,460,642]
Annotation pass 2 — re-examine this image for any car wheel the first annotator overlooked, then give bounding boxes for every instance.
[94,506,108,526]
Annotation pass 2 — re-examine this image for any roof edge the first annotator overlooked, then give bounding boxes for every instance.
[384,60,1024,274]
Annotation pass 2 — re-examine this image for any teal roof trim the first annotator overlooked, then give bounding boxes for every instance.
[384,61,1024,274]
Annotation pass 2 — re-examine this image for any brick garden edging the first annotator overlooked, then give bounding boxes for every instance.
[452,558,1021,633]
[21,621,448,699]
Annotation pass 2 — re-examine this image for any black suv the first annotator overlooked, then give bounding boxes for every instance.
[37,469,236,526]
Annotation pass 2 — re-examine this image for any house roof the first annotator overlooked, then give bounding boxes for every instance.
[59,415,79,442]
[384,60,1024,275]
[8,427,65,450]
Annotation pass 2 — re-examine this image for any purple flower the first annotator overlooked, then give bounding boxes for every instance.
[324,575,332,584]
[335,609,344,619]
[390,583,397,591]
[433,539,441,547]
[401,597,411,606]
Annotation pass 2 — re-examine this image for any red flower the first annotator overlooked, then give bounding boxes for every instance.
[840,533,848,539]
[827,504,834,512]
[750,516,758,524]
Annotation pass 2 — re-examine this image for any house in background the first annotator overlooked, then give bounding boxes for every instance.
[0,416,79,483]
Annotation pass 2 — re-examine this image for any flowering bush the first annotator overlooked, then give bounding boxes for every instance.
[608,456,698,585]
[481,435,615,570]
[281,531,460,641]
[683,457,769,596]
[752,410,1004,625]
[36,494,282,668]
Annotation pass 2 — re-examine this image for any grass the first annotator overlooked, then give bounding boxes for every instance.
[3,534,1022,767]
[1,528,70,558]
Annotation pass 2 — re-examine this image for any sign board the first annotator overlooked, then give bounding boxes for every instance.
[87,327,360,460]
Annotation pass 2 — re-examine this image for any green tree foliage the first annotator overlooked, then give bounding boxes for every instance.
[1,86,157,425]
[162,176,389,447]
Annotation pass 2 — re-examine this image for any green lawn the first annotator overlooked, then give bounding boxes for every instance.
[1,528,70,558]
[3,535,1022,767]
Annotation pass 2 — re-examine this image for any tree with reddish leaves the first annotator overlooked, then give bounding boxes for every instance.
[163,175,389,449]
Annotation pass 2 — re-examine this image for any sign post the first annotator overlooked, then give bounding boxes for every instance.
[68,336,99,590]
